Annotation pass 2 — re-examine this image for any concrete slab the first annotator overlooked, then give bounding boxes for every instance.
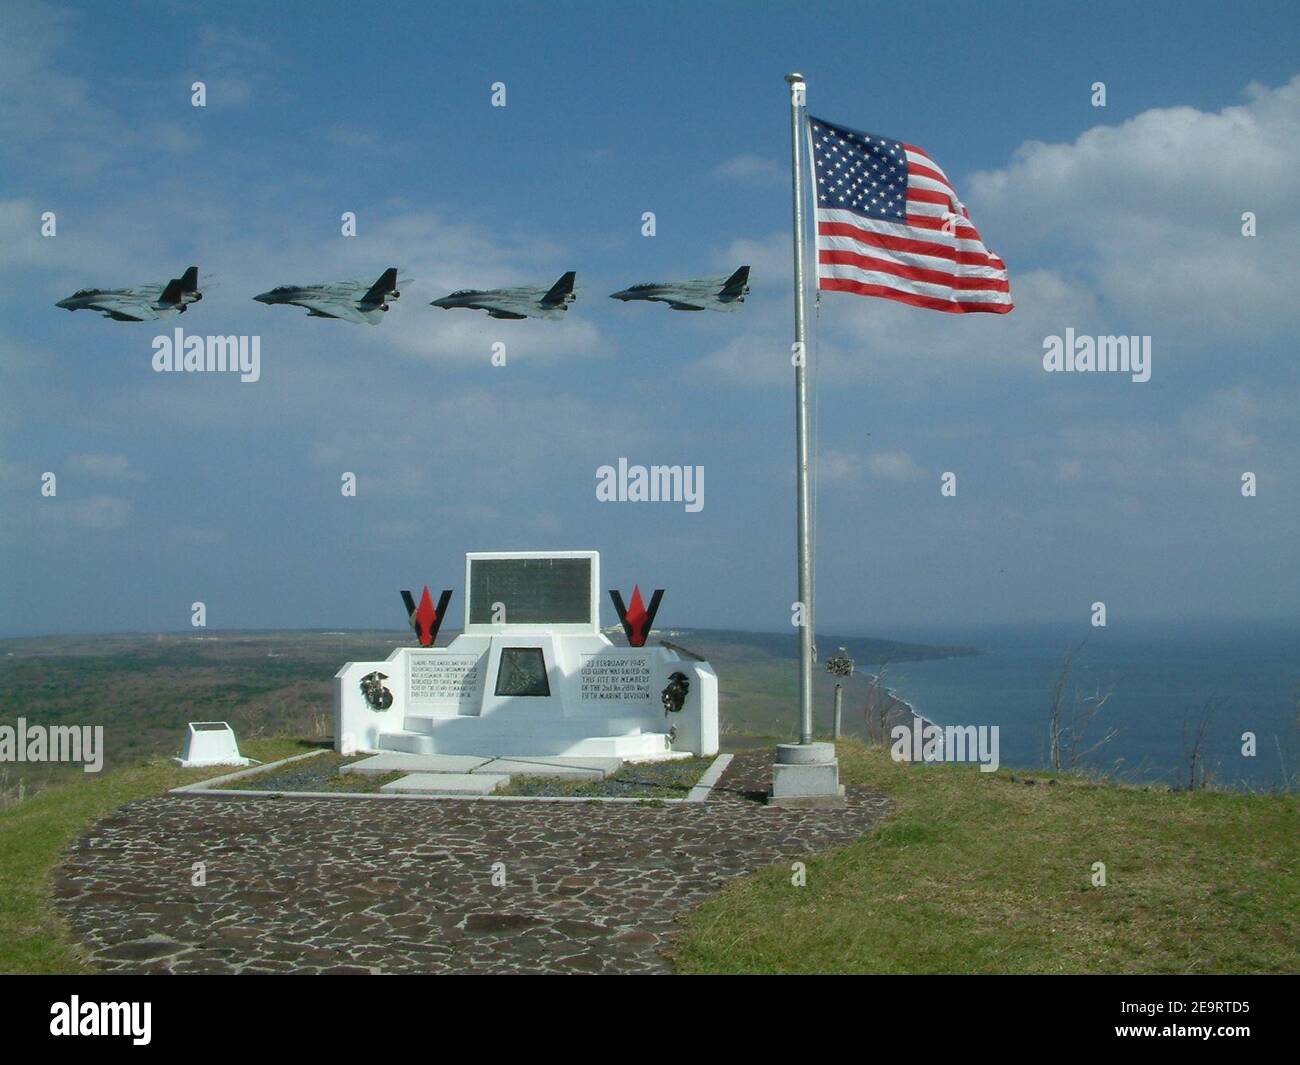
[476,756,622,779]
[341,753,494,776]
[380,773,511,795]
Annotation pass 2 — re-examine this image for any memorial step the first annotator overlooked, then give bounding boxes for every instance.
[344,752,622,779]
[374,729,672,760]
[380,772,511,795]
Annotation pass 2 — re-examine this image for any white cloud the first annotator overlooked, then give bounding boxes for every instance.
[66,453,143,480]
[303,386,656,509]
[0,2,201,178]
[969,75,1300,340]
[710,154,784,184]
[1044,380,1293,493]
[866,450,924,481]
[52,495,132,530]
[1180,386,1263,454]
[192,25,277,108]
[818,450,860,485]
[817,448,923,484]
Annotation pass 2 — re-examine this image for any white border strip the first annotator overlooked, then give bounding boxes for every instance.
[170,748,329,792]
[686,753,733,802]
[171,751,733,805]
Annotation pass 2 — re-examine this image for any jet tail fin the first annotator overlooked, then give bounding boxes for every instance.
[720,265,750,300]
[361,267,398,305]
[541,270,576,307]
[158,277,185,305]
[180,266,199,292]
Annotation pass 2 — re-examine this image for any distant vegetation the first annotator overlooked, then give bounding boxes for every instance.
[0,631,400,799]
[0,628,971,800]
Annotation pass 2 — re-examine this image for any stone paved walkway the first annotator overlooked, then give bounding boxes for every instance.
[53,750,892,974]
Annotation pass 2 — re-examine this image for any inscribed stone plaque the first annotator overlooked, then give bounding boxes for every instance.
[579,651,653,703]
[407,652,482,707]
[468,557,592,625]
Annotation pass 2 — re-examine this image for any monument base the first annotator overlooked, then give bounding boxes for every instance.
[767,741,846,809]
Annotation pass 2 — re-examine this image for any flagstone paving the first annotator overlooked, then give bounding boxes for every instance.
[53,749,892,974]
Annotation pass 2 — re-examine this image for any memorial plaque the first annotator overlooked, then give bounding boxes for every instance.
[579,651,654,703]
[407,652,482,707]
[469,556,592,625]
[494,647,551,697]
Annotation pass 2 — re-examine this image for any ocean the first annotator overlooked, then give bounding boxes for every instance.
[867,621,1299,790]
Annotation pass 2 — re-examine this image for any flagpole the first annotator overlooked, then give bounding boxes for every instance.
[768,72,843,806]
[786,71,815,747]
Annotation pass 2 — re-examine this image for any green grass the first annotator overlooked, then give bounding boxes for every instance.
[673,739,1300,974]
[218,751,403,793]
[0,737,314,974]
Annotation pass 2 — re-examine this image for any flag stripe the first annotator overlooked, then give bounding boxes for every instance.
[818,249,1011,290]
[819,259,1011,298]
[817,218,1000,268]
[811,116,1012,314]
[819,277,1014,314]
[818,232,1004,277]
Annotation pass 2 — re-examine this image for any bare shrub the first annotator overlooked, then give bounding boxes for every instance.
[863,662,892,745]
[1048,641,1119,772]
[1180,699,1217,792]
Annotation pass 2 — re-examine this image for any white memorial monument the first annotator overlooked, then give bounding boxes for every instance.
[335,551,718,760]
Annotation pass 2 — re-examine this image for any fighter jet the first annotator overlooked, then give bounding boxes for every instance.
[610,265,750,311]
[55,266,202,321]
[252,267,402,325]
[430,270,576,320]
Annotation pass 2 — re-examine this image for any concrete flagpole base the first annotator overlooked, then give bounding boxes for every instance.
[767,741,846,809]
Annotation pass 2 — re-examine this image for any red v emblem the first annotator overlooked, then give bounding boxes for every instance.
[609,585,664,647]
[399,586,453,647]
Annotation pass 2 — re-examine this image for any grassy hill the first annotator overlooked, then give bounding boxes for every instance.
[674,739,1300,974]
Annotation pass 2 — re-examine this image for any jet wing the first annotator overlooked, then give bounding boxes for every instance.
[479,292,545,318]
[294,298,371,325]
[93,296,161,321]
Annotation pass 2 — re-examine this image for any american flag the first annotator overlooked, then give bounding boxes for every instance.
[809,115,1012,314]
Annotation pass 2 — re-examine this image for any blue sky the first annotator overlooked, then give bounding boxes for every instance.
[1,0,1298,638]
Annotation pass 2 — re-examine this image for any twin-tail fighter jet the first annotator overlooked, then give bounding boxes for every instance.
[56,266,201,321]
[253,267,403,325]
[609,265,750,311]
[430,270,576,320]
